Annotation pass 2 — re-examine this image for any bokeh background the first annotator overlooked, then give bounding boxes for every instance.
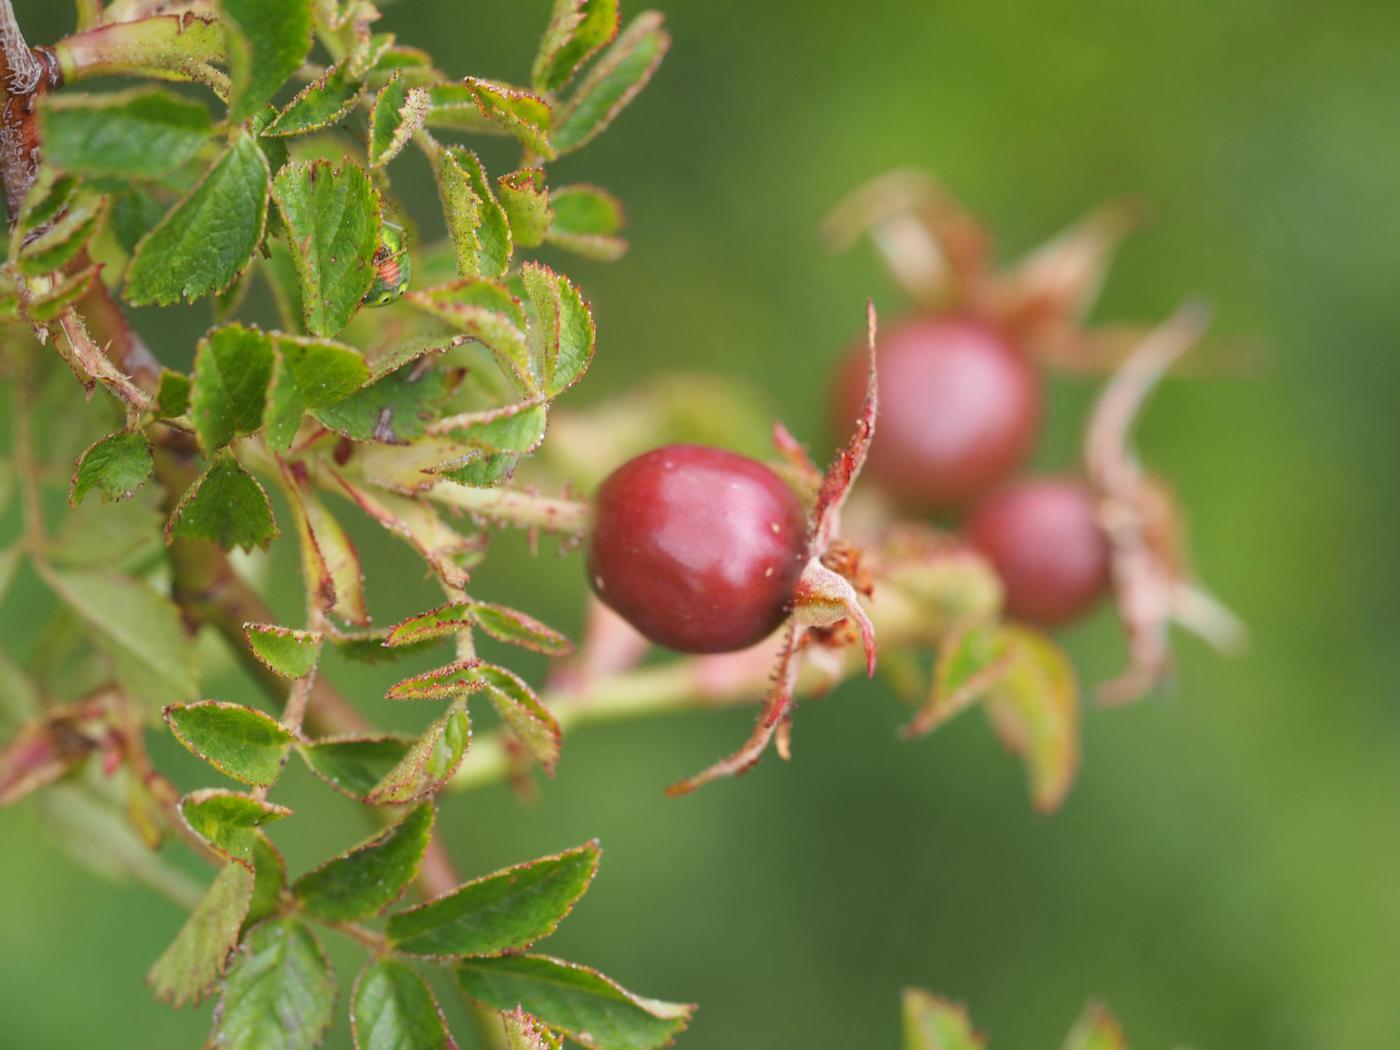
[3,0,1399,1047]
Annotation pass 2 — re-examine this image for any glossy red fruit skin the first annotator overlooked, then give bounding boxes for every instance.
[965,477,1111,627]
[586,444,809,654]
[833,314,1041,513]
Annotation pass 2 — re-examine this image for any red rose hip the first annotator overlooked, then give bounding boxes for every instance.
[587,444,808,653]
[965,476,1111,627]
[832,314,1041,513]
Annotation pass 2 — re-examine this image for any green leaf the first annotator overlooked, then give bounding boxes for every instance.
[124,132,270,306]
[191,323,275,453]
[155,369,191,419]
[472,663,562,774]
[221,0,314,124]
[245,833,287,933]
[553,12,669,154]
[44,568,196,708]
[364,699,470,805]
[164,701,295,787]
[299,734,414,800]
[210,919,336,1050]
[521,262,595,397]
[17,194,107,275]
[437,452,519,489]
[441,402,548,455]
[111,186,168,256]
[1060,1001,1128,1050]
[902,989,986,1050]
[385,602,472,648]
[431,146,511,278]
[273,159,382,337]
[352,958,456,1050]
[547,184,627,260]
[533,0,620,93]
[503,1007,564,1050]
[406,280,532,392]
[40,88,213,178]
[264,334,370,451]
[69,430,152,506]
[982,625,1080,814]
[280,466,370,626]
[17,171,79,241]
[245,623,323,679]
[455,955,694,1050]
[165,453,278,553]
[387,841,598,958]
[181,788,292,867]
[264,60,361,137]
[27,265,100,323]
[148,863,255,1008]
[443,79,555,160]
[497,168,550,249]
[387,659,485,701]
[901,620,1014,740]
[368,73,429,168]
[313,343,455,444]
[293,802,434,921]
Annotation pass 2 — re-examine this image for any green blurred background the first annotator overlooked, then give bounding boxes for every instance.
[3,0,1399,1046]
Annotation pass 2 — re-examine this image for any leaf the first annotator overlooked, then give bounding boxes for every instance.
[27,264,100,322]
[164,701,295,787]
[147,863,255,1008]
[368,73,430,168]
[443,79,554,160]
[497,168,550,249]
[521,262,595,397]
[264,60,361,137]
[69,430,152,506]
[900,620,1014,740]
[472,603,572,656]
[299,734,414,800]
[1060,1001,1128,1050]
[124,132,270,306]
[245,623,323,679]
[387,842,598,958]
[293,802,434,921]
[546,184,627,260]
[17,171,79,241]
[405,280,532,392]
[165,453,278,553]
[190,323,275,454]
[44,569,196,708]
[386,659,486,702]
[352,958,457,1050]
[902,989,986,1050]
[982,625,1080,813]
[272,159,382,337]
[40,87,213,178]
[437,452,518,489]
[473,663,561,774]
[533,0,620,93]
[313,341,456,444]
[17,194,107,275]
[364,699,471,805]
[455,955,694,1050]
[385,602,473,648]
[245,833,287,933]
[210,919,336,1050]
[279,463,369,626]
[155,369,191,419]
[503,1007,563,1050]
[221,0,315,124]
[181,788,292,867]
[553,12,669,154]
[264,334,370,451]
[431,146,511,278]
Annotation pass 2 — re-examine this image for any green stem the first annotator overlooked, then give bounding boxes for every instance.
[423,480,592,536]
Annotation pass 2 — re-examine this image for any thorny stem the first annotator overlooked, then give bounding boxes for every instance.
[0,0,49,222]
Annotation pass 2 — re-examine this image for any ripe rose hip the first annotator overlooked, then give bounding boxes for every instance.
[965,476,1110,627]
[586,444,808,653]
[832,314,1041,513]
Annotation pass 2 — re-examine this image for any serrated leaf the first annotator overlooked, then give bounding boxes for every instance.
[503,1007,563,1050]
[368,73,429,168]
[431,146,511,278]
[280,465,369,626]
[497,169,550,249]
[983,625,1080,813]
[148,862,254,1008]
[165,453,278,552]
[181,789,292,867]
[40,88,213,178]
[164,701,295,787]
[902,989,986,1050]
[299,734,414,799]
[264,60,361,137]
[245,623,322,679]
[472,605,571,656]
[521,262,595,397]
[387,841,598,958]
[191,324,275,453]
[273,159,382,337]
[406,280,532,392]
[533,0,620,93]
[472,663,561,773]
[221,0,314,124]
[313,343,454,444]
[124,132,270,306]
[17,171,79,241]
[387,659,485,701]
[438,401,548,456]
[264,334,370,451]
[17,194,107,275]
[352,958,457,1050]
[546,184,626,260]
[110,185,167,255]
[437,452,518,488]
[385,602,472,648]
[44,568,196,708]
[1060,1001,1128,1050]
[245,832,287,932]
[70,430,152,506]
[155,369,191,419]
[455,955,693,1050]
[210,919,336,1050]
[553,12,668,154]
[293,802,434,921]
[433,79,554,160]
[901,620,1014,740]
[365,699,470,805]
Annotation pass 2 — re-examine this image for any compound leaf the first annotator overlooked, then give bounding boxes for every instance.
[165,453,278,553]
[552,13,669,154]
[351,958,456,1050]
[364,699,470,805]
[210,919,336,1050]
[293,802,434,921]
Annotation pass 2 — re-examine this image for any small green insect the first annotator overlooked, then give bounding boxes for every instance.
[363,221,412,307]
